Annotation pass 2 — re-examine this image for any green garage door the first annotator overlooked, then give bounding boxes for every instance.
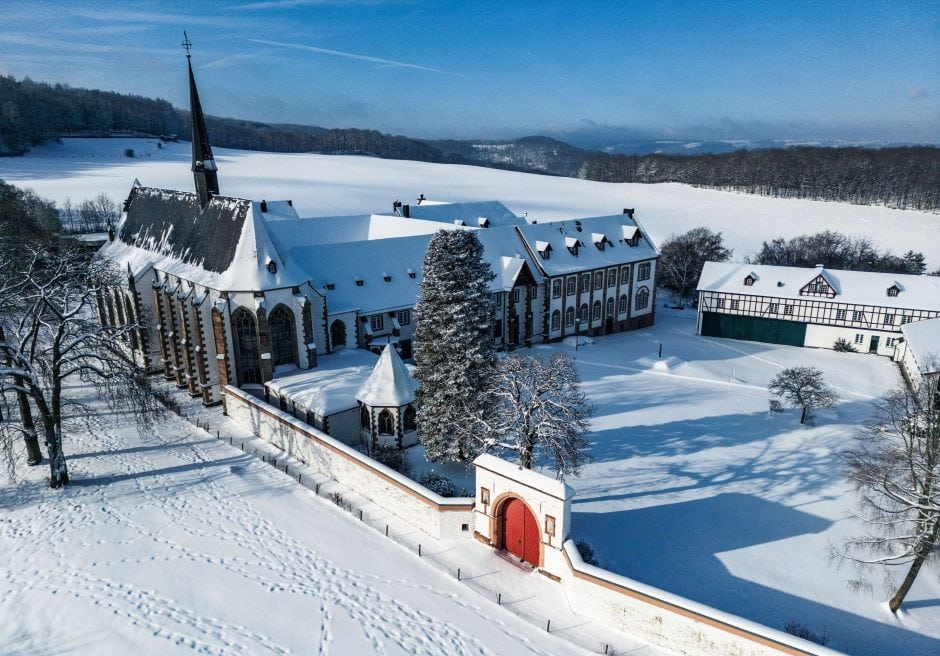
[701,312,806,347]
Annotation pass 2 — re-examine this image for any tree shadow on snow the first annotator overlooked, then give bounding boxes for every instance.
[573,494,940,656]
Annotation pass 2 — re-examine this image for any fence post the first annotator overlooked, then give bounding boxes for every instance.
[497,592,501,605]
[546,619,550,633]
[418,544,422,557]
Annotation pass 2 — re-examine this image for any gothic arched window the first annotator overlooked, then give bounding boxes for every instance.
[268,304,297,367]
[360,404,371,430]
[232,308,261,385]
[635,287,650,310]
[403,405,417,431]
[378,409,394,435]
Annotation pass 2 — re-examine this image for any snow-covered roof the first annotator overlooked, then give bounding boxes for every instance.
[395,200,525,228]
[473,453,575,500]
[266,349,379,416]
[517,215,658,277]
[287,233,432,314]
[355,345,416,407]
[698,262,940,311]
[265,213,449,250]
[474,226,543,289]
[100,187,309,290]
[901,317,940,374]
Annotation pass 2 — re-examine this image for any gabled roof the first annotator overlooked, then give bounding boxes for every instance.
[102,186,308,290]
[517,214,658,277]
[356,344,416,407]
[697,262,940,311]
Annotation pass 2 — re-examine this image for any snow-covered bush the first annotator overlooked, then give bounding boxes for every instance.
[784,620,829,646]
[833,337,857,352]
[576,540,599,566]
[417,472,456,497]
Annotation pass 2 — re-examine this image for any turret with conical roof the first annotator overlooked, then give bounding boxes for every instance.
[183,32,219,208]
[356,345,418,449]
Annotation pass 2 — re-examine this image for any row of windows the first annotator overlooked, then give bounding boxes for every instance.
[360,404,417,434]
[369,309,412,332]
[547,288,650,330]
[709,293,927,326]
[551,262,651,299]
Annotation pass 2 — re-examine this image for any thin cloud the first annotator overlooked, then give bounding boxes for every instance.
[909,87,929,102]
[0,33,177,57]
[70,9,248,29]
[248,38,464,77]
[201,53,265,70]
[233,0,394,9]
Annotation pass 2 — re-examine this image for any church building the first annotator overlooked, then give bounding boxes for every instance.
[95,48,660,411]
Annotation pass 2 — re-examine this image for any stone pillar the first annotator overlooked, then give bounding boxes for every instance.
[129,276,152,371]
[191,301,214,405]
[164,288,185,387]
[256,302,273,383]
[152,285,172,379]
[177,295,199,396]
[301,296,317,368]
[211,305,232,389]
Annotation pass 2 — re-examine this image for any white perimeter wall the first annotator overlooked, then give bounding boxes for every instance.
[558,541,842,656]
[224,386,473,539]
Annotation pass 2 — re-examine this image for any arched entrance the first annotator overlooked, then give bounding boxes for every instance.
[499,497,540,566]
[330,319,347,348]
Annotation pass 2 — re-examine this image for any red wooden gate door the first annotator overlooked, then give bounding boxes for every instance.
[502,497,540,566]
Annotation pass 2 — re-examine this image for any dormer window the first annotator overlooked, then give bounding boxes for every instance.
[744,276,755,286]
[408,271,416,279]
[454,219,466,227]
[383,273,392,282]
[324,283,335,291]
[536,240,552,260]
[592,233,612,251]
[887,284,900,297]
[266,259,277,274]
[477,217,490,228]
[355,278,364,287]
[622,225,640,246]
[565,237,580,256]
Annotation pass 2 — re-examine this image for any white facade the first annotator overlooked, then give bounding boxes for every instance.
[696,262,940,356]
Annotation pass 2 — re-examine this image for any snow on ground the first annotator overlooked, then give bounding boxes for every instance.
[0,382,636,656]
[1,138,939,268]
[549,307,939,656]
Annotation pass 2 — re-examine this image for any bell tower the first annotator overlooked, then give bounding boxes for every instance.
[183,32,219,209]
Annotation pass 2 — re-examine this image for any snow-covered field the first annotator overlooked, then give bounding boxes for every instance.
[557,308,939,655]
[1,138,938,268]
[1,382,616,656]
[3,139,940,654]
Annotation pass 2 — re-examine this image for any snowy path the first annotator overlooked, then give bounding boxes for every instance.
[0,382,667,656]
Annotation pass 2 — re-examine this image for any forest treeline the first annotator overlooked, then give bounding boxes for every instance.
[0,76,450,162]
[3,75,939,210]
[576,147,940,211]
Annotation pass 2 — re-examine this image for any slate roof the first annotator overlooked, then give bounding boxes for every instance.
[119,186,249,274]
[517,214,658,277]
[698,263,940,311]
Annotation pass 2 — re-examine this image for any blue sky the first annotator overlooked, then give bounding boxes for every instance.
[1,0,937,142]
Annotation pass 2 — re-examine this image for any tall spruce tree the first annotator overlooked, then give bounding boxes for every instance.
[414,230,496,462]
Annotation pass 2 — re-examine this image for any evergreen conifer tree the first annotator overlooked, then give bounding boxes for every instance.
[413,230,496,462]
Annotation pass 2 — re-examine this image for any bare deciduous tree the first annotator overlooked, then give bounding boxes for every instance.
[657,227,731,306]
[768,366,838,425]
[0,241,158,487]
[467,352,593,479]
[833,370,940,612]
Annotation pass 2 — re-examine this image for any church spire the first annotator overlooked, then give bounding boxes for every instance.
[183,32,219,208]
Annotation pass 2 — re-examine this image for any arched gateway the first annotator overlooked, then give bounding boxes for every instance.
[498,497,540,566]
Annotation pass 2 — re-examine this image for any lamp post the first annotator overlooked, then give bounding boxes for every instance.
[575,318,582,351]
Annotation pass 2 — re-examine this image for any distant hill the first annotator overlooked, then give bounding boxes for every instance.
[2,74,938,210]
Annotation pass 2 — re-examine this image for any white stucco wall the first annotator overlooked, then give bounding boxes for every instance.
[804,323,900,356]
[559,541,841,656]
[225,386,474,539]
[326,406,360,445]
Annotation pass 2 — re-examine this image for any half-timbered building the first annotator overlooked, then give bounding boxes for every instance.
[696,262,940,356]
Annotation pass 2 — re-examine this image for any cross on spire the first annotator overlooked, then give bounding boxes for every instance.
[182,31,193,59]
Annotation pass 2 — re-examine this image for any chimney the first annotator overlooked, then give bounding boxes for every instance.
[393,200,402,215]
[260,200,268,212]
[287,199,293,206]
[417,193,425,204]
[623,208,635,218]
[402,204,410,218]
